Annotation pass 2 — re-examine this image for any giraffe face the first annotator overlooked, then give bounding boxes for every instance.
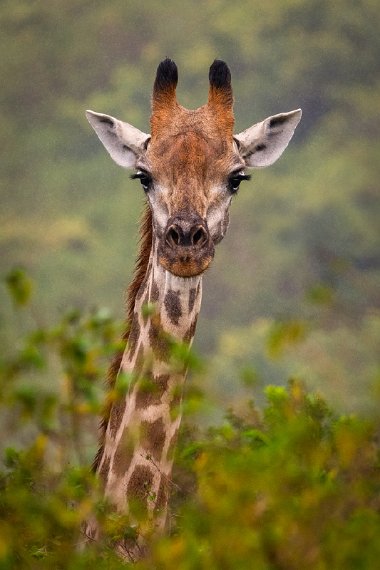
[86,59,301,278]
[134,115,248,277]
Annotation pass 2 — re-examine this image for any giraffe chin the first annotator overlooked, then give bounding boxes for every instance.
[158,253,213,278]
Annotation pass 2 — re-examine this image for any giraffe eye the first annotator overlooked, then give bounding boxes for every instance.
[139,176,151,192]
[229,177,242,193]
[228,172,251,194]
[131,171,152,192]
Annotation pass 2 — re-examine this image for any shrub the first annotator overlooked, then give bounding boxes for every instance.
[1,272,379,568]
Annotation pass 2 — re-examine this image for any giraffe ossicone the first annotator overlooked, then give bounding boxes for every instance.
[85,58,301,561]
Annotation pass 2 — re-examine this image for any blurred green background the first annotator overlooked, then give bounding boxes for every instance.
[1,0,379,414]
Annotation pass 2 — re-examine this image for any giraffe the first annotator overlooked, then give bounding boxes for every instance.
[84,58,301,560]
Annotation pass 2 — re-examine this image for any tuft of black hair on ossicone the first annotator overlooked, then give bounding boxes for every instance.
[209,60,231,89]
[154,58,178,93]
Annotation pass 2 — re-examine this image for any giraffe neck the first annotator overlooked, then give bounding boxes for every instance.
[94,241,202,555]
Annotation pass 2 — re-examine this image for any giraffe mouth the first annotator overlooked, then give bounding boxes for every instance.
[158,244,214,277]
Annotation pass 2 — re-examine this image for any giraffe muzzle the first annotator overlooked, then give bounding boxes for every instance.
[159,213,215,277]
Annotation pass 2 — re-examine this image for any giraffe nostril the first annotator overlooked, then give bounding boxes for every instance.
[166,226,181,247]
[191,226,208,247]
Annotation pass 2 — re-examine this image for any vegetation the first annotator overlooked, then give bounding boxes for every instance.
[1,1,379,567]
[1,277,379,568]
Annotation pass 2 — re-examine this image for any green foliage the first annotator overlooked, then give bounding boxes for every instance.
[2,383,379,569]
[148,381,380,569]
[0,279,127,568]
[0,277,122,467]
[5,268,34,307]
[1,279,379,569]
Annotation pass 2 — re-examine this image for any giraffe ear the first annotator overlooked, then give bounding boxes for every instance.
[234,109,302,168]
[86,110,150,168]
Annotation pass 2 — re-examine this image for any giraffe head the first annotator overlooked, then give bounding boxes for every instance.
[86,59,301,278]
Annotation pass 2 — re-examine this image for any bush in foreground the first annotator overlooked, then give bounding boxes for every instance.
[0,272,379,568]
[150,382,380,569]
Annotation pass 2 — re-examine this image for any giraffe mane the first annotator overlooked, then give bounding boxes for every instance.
[93,203,153,472]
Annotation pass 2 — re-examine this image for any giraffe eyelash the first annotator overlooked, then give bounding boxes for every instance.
[230,173,252,182]
[130,171,151,180]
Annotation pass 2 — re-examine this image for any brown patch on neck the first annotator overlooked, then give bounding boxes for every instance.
[140,417,166,461]
[135,373,170,409]
[127,465,154,520]
[93,204,153,473]
[184,315,198,344]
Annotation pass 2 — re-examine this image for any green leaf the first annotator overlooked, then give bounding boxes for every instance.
[5,267,34,307]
